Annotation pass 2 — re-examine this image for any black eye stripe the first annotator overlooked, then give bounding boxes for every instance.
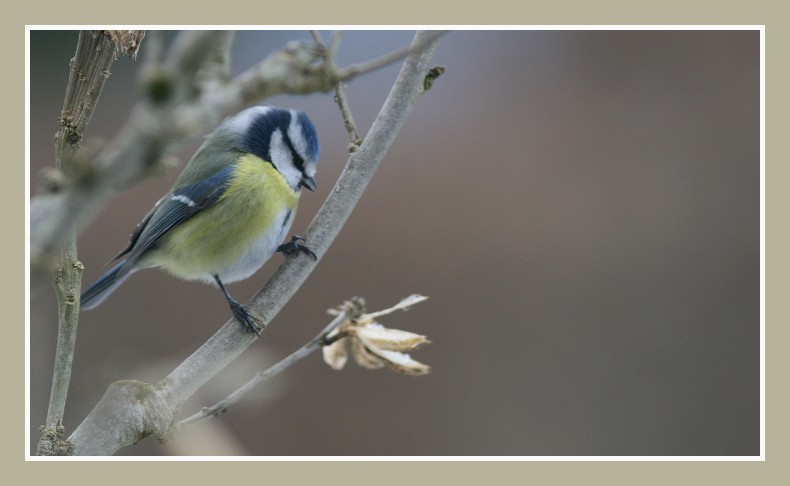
[281,130,306,173]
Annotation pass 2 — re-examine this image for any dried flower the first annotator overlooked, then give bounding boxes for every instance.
[322,327,349,371]
[322,295,431,376]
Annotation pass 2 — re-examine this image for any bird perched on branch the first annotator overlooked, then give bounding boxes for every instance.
[80,106,320,335]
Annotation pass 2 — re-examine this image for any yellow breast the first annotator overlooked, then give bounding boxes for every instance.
[154,154,299,281]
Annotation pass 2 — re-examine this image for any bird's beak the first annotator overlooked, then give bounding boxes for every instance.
[301,175,317,191]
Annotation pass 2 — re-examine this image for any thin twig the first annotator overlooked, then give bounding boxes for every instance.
[311,30,361,147]
[176,310,349,429]
[328,31,342,57]
[336,31,447,82]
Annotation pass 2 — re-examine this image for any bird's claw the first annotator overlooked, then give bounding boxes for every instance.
[229,301,262,336]
[277,235,317,261]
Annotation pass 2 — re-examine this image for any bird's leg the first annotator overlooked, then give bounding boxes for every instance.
[213,274,261,336]
[277,235,317,261]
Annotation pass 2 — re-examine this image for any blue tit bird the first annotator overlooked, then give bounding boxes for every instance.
[80,105,320,335]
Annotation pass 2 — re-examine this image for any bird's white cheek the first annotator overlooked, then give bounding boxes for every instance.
[269,129,303,190]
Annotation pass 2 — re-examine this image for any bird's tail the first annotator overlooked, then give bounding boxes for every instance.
[80,261,134,310]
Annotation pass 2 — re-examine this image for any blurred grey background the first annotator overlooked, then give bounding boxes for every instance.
[29,30,760,456]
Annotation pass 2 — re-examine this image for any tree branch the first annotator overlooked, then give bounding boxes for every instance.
[36,30,141,456]
[66,30,442,456]
[175,309,350,429]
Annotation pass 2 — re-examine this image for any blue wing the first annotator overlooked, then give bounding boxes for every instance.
[115,165,235,268]
[82,165,235,310]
